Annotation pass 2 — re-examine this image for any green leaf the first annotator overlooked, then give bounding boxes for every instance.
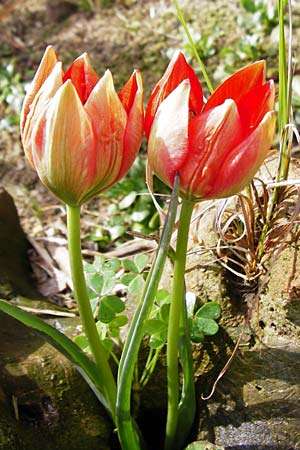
[73,335,89,353]
[196,302,221,320]
[189,319,205,343]
[133,254,149,272]
[109,314,128,329]
[156,289,172,305]
[122,259,139,273]
[144,318,166,335]
[101,271,116,295]
[159,303,170,323]
[0,299,109,412]
[88,272,104,295]
[241,0,256,13]
[148,211,159,230]
[103,258,121,271]
[149,333,167,349]
[98,295,125,323]
[144,318,168,349]
[194,316,219,336]
[93,255,105,271]
[83,261,96,273]
[120,273,143,293]
[89,297,99,314]
[101,338,114,353]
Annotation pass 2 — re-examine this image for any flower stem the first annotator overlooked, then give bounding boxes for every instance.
[66,204,117,422]
[164,198,194,450]
[116,174,180,450]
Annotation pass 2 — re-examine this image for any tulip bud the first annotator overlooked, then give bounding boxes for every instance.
[21,46,144,206]
[146,53,276,201]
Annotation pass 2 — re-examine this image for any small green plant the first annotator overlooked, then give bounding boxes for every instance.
[75,254,149,358]
[0,60,24,129]
[76,253,221,392]
[90,157,161,248]
[241,0,278,30]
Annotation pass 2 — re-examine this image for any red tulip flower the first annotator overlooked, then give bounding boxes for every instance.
[145,52,275,201]
[21,46,144,206]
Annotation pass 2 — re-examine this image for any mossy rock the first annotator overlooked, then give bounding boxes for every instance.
[0,313,114,450]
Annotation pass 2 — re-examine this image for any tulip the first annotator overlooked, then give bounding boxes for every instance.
[21,46,144,206]
[145,52,276,201]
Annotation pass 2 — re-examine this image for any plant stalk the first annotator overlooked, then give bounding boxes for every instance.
[66,204,117,422]
[164,198,194,450]
[116,174,180,450]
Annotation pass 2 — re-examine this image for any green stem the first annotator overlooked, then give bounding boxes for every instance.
[140,346,163,388]
[176,286,196,448]
[164,199,194,450]
[116,174,180,450]
[66,205,117,422]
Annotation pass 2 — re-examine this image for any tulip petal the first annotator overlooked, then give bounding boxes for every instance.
[148,80,190,188]
[114,70,144,185]
[181,99,243,199]
[205,111,276,199]
[145,51,203,138]
[84,70,127,198]
[63,52,99,104]
[32,80,96,206]
[237,80,275,133]
[22,62,64,165]
[204,61,266,112]
[118,69,139,115]
[20,46,59,133]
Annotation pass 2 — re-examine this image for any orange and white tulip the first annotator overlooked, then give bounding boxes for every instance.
[21,46,144,206]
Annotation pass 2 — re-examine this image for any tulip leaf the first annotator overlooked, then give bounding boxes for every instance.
[0,299,109,411]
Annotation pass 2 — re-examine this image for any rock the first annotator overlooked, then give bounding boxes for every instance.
[0,187,37,298]
[0,314,114,450]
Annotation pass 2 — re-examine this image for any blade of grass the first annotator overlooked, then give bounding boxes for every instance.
[257,0,293,261]
[173,0,214,94]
